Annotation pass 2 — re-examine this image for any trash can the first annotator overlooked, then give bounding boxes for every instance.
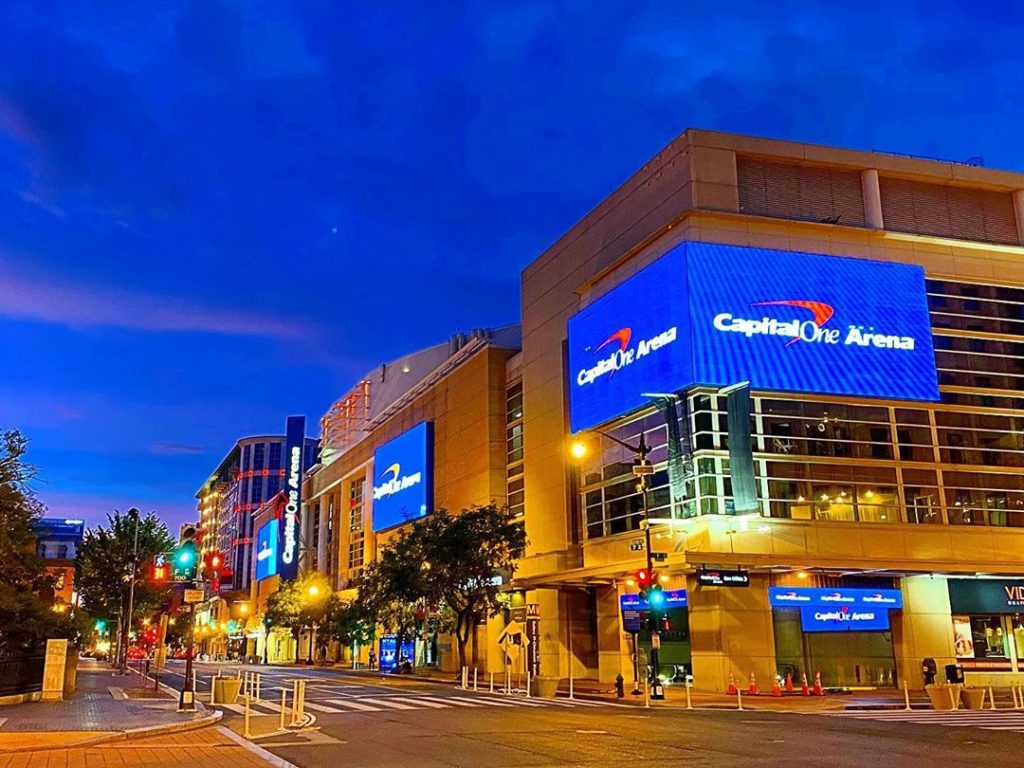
[213,677,243,704]
[921,658,937,686]
[944,664,964,685]
[535,675,560,699]
[925,683,962,711]
[960,688,986,710]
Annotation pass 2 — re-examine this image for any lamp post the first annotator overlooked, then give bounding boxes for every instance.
[118,508,141,675]
[569,430,663,698]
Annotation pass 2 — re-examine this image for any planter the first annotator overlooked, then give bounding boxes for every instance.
[213,677,243,705]
[535,676,560,699]
[925,683,962,711]
[960,688,987,710]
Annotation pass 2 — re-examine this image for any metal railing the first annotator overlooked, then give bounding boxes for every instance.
[0,654,46,697]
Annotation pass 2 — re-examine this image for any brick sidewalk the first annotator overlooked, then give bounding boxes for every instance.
[0,727,279,767]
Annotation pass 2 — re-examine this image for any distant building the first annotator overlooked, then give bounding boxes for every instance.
[195,432,317,594]
[31,517,85,610]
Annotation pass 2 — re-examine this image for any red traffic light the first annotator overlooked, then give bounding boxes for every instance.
[635,569,653,588]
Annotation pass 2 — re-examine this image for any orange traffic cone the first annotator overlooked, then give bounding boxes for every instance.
[771,677,782,697]
[748,671,759,695]
[784,672,794,692]
[800,672,810,696]
[726,673,737,695]
[813,671,824,696]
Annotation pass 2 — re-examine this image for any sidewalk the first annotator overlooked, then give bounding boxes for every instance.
[0,659,221,752]
[0,726,287,768]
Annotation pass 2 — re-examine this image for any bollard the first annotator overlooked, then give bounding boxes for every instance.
[569,675,575,700]
[243,694,252,738]
[737,688,743,711]
[292,680,300,725]
[989,686,996,711]
[903,680,911,711]
[298,680,306,724]
[685,679,693,710]
[473,669,478,692]
[490,672,494,694]
[948,686,958,711]
[1014,687,1022,710]
[256,673,262,703]
[526,670,531,698]
[644,673,650,709]
[211,673,219,704]
[280,688,288,730]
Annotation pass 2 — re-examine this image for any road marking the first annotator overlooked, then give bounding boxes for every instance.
[325,698,384,711]
[439,696,514,707]
[356,697,419,710]
[401,698,451,709]
[827,710,1024,733]
[423,697,480,707]
[304,700,349,713]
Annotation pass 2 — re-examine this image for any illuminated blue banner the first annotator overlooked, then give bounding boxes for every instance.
[567,242,939,432]
[800,606,891,633]
[280,415,306,581]
[768,586,903,609]
[372,422,433,532]
[619,589,688,611]
[255,519,278,582]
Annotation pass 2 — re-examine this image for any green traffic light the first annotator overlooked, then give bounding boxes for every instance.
[177,550,193,565]
[95,619,107,633]
[648,587,665,608]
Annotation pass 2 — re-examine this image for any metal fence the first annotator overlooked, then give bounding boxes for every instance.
[0,654,46,697]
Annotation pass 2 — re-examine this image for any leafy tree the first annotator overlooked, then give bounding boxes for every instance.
[264,573,335,662]
[361,505,527,671]
[324,599,375,650]
[0,430,69,652]
[75,509,174,660]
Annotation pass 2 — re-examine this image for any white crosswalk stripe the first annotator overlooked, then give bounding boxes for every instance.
[829,709,1024,732]
[325,698,385,711]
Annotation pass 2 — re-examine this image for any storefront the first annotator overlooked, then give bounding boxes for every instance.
[770,585,902,688]
[620,589,691,682]
[948,579,1024,673]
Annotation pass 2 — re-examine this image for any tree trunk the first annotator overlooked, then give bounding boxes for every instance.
[455,612,469,671]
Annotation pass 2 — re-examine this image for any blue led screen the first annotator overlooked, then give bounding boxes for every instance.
[799,606,892,633]
[567,242,939,432]
[372,422,433,532]
[254,519,278,582]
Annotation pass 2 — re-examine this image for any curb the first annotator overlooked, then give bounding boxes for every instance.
[216,725,302,768]
[0,699,223,753]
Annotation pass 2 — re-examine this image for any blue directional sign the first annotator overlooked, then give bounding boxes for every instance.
[254,519,278,582]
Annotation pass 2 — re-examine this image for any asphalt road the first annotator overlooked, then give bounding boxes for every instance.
[160,662,1024,768]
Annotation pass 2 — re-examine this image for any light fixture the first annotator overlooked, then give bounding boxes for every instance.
[796,570,809,580]
[659,574,670,583]
[569,440,588,459]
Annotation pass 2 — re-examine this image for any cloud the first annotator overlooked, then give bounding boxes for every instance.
[150,442,204,456]
[0,261,314,339]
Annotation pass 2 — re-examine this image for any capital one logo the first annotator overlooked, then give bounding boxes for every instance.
[373,463,422,500]
[813,606,877,623]
[713,299,916,351]
[576,324,679,387]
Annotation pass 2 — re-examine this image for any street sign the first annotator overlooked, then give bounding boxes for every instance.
[183,589,204,603]
[630,540,644,551]
[696,567,750,587]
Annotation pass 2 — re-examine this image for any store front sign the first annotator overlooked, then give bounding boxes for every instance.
[696,568,750,587]
[800,606,891,633]
[768,586,903,609]
[255,519,279,582]
[948,579,1024,613]
[372,422,434,532]
[567,242,939,432]
[620,589,687,612]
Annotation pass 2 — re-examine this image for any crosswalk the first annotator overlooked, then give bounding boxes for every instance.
[828,709,1024,733]
[217,692,607,717]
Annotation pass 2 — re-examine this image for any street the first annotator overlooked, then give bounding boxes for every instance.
[160,662,1024,768]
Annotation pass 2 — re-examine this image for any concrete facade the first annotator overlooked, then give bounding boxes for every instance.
[517,129,1024,692]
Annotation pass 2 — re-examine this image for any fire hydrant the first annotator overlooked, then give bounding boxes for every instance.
[615,673,625,698]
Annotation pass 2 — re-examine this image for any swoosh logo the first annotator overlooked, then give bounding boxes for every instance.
[595,327,632,354]
[379,463,400,482]
[749,300,834,346]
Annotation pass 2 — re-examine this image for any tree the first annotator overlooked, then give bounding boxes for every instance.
[0,430,69,652]
[264,573,335,662]
[361,505,527,671]
[75,510,174,659]
[324,599,374,651]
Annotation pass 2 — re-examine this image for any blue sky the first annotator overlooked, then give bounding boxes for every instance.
[1,1,1021,531]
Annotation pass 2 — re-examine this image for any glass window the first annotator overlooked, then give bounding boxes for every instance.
[253,443,265,471]
[269,442,282,470]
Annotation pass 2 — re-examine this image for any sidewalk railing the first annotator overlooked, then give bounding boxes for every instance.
[0,653,45,697]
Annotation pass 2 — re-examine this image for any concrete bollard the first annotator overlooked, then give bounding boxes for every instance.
[737,688,744,711]
[989,687,996,710]
[279,688,288,730]
[903,681,911,711]
[685,679,693,710]
[243,694,252,738]
[490,672,494,693]
[473,669,478,691]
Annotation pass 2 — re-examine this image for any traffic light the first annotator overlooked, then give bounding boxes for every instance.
[647,583,666,610]
[95,619,107,634]
[151,554,169,582]
[202,550,224,578]
[172,541,198,581]
[635,568,653,598]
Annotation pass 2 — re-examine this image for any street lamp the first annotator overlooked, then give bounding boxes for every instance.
[305,583,323,664]
[118,508,141,675]
[569,430,664,700]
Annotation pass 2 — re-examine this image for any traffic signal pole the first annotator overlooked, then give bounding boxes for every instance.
[118,508,141,675]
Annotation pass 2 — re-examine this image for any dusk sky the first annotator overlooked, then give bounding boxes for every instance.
[2,1,1021,532]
